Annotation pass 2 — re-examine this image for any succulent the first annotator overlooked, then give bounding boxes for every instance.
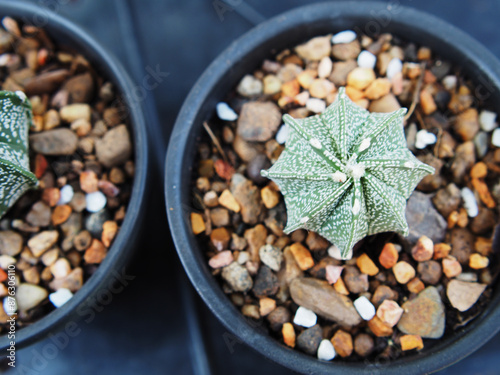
[0,91,38,219]
[261,87,434,259]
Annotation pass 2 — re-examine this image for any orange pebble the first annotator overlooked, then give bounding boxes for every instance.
[379,243,399,269]
[400,335,424,351]
[357,253,379,276]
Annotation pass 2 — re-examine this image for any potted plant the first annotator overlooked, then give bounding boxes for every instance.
[0,1,149,350]
[166,2,500,373]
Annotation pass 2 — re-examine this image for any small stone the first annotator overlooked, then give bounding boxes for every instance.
[454,108,479,141]
[332,40,361,61]
[386,58,403,79]
[282,322,296,348]
[411,236,434,262]
[461,187,478,217]
[290,277,362,326]
[267,306,291,331]
[318,57,333,78]
[442,256,462,278]
[400,335,424,351]
[368,316,393,337]
[297,325,322,355]
[306,98,326,113]
[0,231,23,256]
[27,230,59,257]
[259,244,282,271]
[26,201,51,227]
[364,78,391,100]
[354,334,374,357]
[443,75,457,90]
[49,288,73,308]
[191,212,205,235]
[277,63,303,83]
[210,208,230,227]
[379,243,398,269]
[95,125,132,168]
[329,60,358,86]
[208,250,233,269]
[42,187,61,207]
[347,67,376,90]
[371,285,398,307]
[393,261,415,284]
[216,102,238,121]
[84,239,107,264]
[296,35,332,61]
[222,262,253,292]
[475,237,492,256]
[86,191,107,213]
[50,258,71,279]
[369,94,401,113]
[357,50,376,69]
[325,265,344,284]
[259,297,276,316]
[415,129,437,149]
[80,171,99,194]
[237,102,280,142]
[247,154,271,185]
[451,141,476,183]
[419,90,437,115]
[263,75,282,95]
[16,283,48,311]
[418,260,442,285]
[261,186,280,209]
[70,118,91,137]
[331,330,353,358]
[84,210,109,238]
[244,224,267,262]
[479,110,497,132]
[60,103,91,122]
[470,162,488,179]
[447,279,486,312]
[344,266,369,293]
[230,174,262,224]
[218,189,240,212]
[49,267,83,292]
[317,339,336,361]
[331,30,356,44]
[407,277,425,294]
[334,277,349,296]
[406,191,447,244]
[354,296,376,321]
[469,253,489,269]
[52,205,72,226]
[309,79,335,99]
[289,243,314,270]
[58,185,74,205]
[397,286,445,338]
[236,75,262,97]
[432,184,461,218]
[275,124,289,144]
[472,178,496,209]
[74,230,92,251]
[210,227,231,251]
[450,228,474,265]
[356,253,379,276]
[305,232,329,252]
[470,207,496,234]
[376,300,404,327]
[294,306,317,328]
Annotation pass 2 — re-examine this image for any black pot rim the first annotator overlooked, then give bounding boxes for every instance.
[166,2,500,374]
[0,0,149,349]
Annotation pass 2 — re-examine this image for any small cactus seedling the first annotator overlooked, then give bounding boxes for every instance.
[261,87,434,259]
[0,91,38,218]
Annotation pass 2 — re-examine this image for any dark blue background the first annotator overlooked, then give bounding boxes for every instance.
[9,0,500,374]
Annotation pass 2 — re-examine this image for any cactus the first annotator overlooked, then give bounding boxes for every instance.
[261,87,434,259]
[0,91,38,218]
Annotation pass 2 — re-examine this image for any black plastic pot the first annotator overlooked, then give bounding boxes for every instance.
[166,2,500,374]
[0,1,149,349]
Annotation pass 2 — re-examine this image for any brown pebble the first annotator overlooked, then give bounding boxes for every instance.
[102,221,118,247]
[417,260,442,285]
[354,334,374,357]
[80,170,99,193]
[372,285,398,307]
[209,250,233,269]
[393,261,415,284]
[368,316,393,337]
[411,235,434,262]
[469,253,489,269]
[51,205,72,226]
[379,243,398,269]
[475,237,492,256]
[74,230,92,251]
[401,335,424,351]
[42,187,61,207]
[407,277,425,294]
[219,189,241,212]
[259,297,276,316]
[190,213,205,235]
[442,256,462,278]
[261,186,280,209]
[356,253,379,276]
[433,243,451,259]
[331,330,353,357]
[282,322,296,348]
[289,243,314,270]
[84,239,107,264]
[210,227,231,251]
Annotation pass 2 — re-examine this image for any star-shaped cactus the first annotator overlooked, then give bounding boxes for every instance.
[261,87,434,259]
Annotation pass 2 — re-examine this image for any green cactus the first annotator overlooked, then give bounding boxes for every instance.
[261,87,434,259]
[0,90,38,218]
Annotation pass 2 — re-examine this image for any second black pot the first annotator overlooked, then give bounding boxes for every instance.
[165,2,500,374]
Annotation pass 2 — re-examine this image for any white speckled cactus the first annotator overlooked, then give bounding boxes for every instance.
[261,87,434,259]
[0,91,38,218]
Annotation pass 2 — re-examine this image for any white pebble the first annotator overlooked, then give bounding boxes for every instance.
[442,75,457,90]
[306,98,326,113]
[49,288,73,308]
[357,50,376,69]
[386,58,403,79]
[328,244,353,260]
[479,110,497,132]
[58,185,74,205]
[237,75,263,97]
[491,128,500,147]
[317,339,336,361]
[3,296,17,316]
[276,124,289,144]
[461,187,479,218]
[216,102,238,121]
[0,255,16,269]
[415,129,437,149]
[293,306,317,328]
[354,296,376,321]
[237,251,249,265]
[86,191,107,213]
[331,30,356,44]
[318,57,333,78]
